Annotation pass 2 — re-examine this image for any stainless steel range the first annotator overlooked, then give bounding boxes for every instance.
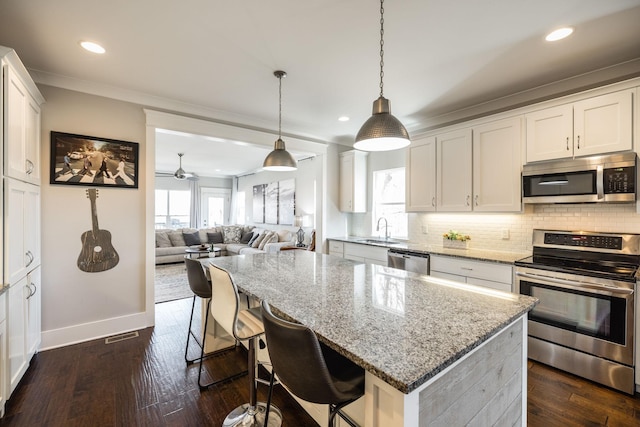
[515,229,640,394]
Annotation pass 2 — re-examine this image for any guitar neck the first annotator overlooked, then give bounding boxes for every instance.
[90,197,100,233]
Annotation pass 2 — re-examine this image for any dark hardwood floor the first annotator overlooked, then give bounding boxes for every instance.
[1,297,639,426]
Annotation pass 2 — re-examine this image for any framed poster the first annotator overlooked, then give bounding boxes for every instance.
[252,184,265,223]
[264,182,279,224]
[50,131,139,189]
[278,179,295,225]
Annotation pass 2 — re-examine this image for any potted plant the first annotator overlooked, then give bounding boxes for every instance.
[442,230,471,249]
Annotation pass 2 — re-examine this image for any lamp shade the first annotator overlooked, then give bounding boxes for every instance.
[263,138,297,171]
[294,215,303,227]
[354,97,410,151]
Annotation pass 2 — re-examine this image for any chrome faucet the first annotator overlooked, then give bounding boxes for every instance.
[376,217,390,240]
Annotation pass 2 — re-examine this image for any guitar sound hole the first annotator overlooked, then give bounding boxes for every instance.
[94,246,103,253]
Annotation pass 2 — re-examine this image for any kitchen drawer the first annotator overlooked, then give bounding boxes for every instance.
[344,243,388,263]
[430,255,512,284]
[328,240,344,256]
[466,277,512,293]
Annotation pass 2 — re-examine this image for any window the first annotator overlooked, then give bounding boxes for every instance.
[372,168,407,238]
[155,189,190,229]
[200,188,231,228]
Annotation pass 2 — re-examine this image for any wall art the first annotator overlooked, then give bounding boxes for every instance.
[50,131,139,188]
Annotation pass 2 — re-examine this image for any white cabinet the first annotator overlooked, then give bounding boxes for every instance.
[4,62,42,185]
[406,136,436,212]
[1,47,43,403]
[328,240,344,257]
[7,267,39,395]
[429,255,513,293]
[472,117,522,212]
[344,243,388,266]
[437,129,473,211]
[339,150,368,213]
[433,118,522,213]
[5,179,40,286]
[526,90,633,163]
[0,293,6,417]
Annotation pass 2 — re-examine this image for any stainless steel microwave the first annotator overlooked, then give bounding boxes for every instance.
[522,152,637,204]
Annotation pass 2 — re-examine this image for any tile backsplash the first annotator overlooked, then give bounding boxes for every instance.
[408,203,640,254]
[349,203,640,254]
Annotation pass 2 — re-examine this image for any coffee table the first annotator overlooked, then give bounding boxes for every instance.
[185,245,221,259]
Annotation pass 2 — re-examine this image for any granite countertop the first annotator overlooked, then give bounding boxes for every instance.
[328,236,530,264]
[204,251,537,394]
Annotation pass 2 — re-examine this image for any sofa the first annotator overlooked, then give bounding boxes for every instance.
[155,225,298,264]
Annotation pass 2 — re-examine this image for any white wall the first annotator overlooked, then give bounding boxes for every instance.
[39,85,148,349]
[237,155,323,244]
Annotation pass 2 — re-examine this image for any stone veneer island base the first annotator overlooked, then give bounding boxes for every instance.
[201,252,536,426]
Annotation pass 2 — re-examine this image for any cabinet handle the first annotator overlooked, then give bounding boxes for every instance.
[475,195,479,206]
[431,197,436,207]
[576,135,580,149]
[461,267,473,271]
[25,250,34,267]
[26,282,36,299]
[466,195,470,206]
[26,159,34,175]
[566,137,570,151]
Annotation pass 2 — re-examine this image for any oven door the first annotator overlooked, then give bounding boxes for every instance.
[515,266,634,366]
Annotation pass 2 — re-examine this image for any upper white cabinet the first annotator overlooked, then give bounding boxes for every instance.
[5,63,42,185]
[437,129,473,211]
[526,90,633,163]
[472,117,522,212]
[406,136,436,212]
[339,150,368,213]
[431,118,522,212]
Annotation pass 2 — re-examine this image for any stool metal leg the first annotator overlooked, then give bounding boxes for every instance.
[222,337,282,427]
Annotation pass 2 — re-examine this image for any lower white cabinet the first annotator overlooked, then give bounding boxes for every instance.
[429,255,512,293]
[7,266,40,396]
[328,240,344,257]
[0,292,7,417]
[344,243,388,266]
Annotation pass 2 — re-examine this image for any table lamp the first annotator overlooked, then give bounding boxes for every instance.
[295,215,305,247]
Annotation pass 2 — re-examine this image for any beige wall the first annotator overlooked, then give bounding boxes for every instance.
[39,85,148,349]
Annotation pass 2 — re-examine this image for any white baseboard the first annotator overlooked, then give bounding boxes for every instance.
[39,311,150,351]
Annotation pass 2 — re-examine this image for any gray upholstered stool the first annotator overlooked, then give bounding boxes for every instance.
[209,265,282,427]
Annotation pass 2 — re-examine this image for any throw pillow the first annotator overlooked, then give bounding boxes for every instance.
[207,232,224,244]
[156,232,172,248]
[168,231,186,246]
[247,232,260,246]
[183,231,201,246]
[258,231,276,250]
[240,231,254,244]
[251,232,267,248]
[222,225,242,243]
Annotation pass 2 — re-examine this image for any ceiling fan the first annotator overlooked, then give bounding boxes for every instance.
[160,153,199,181]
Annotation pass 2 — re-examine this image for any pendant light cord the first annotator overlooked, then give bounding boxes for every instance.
[278,73,283,138]
[379,0,385,98]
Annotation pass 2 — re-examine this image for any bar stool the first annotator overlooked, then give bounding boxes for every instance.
[184,257,247,389]
[261,300,364,427]
[209,264,282,427]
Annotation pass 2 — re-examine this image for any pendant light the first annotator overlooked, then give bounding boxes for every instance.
[354,0,410,152]
[263,70,297,171]
[174,153,186,180]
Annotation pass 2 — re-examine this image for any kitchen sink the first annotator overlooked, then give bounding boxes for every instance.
[357,238,402,245]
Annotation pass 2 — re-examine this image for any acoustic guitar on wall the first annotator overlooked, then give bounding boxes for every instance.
[78,189,119,272]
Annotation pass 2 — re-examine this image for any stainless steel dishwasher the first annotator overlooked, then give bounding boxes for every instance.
[387,249,430,275]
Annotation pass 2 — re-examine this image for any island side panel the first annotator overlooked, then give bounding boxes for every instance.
[418,316,524,426]
[363,316,526,427]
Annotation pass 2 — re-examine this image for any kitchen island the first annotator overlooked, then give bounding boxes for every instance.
[202,251,537,426]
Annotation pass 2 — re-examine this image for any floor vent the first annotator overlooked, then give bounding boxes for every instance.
[105,331,139,344]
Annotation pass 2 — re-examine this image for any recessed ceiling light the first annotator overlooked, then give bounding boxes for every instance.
[338,116,350,122]
[545,27,574,42]
[80,41,106,54]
